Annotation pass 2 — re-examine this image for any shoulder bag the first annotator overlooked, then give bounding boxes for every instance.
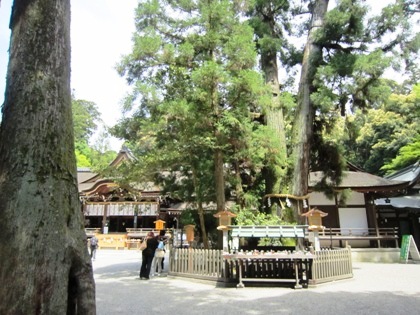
[139,237,147,250]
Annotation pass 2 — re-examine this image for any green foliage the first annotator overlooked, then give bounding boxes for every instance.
[315,0,367,45]
[337,188,352,206]
[246,0,293,200]
[75,150,91,168]
[381,137,420,174]
[351,108,407,174]
[234,207,292,226]
[72,97,100,148]
[72,95,116,168]
[295,0,419,191]
[234,207,296,246]
[312,1,397,114]
[180,209,196,226]
[341,83,420,174]
[114,0,271,213]
[258,237,296,247]
[109,0,419,232]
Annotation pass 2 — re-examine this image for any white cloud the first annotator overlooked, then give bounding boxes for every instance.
[0,0,137,151]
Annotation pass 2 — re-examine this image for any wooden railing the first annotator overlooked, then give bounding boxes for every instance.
[126,228,160,238]
[96,233,127,250]
[85,228,101,237]
[318,227,399,248]
[169,247,353,287]
[84,228,169,249]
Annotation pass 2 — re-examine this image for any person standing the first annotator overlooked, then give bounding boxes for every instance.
[154,230,169,274]
[139,232,158,280]
[90,235,98,260]
[152,230,167,276]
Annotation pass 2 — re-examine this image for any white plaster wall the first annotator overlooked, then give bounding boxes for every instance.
[309,192,335,206]
[339,191,365,205]
[310,191,365,206]
[320,239,370,248]
[338,208,368,235]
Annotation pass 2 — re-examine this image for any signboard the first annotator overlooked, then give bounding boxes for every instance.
[400,235,420,263]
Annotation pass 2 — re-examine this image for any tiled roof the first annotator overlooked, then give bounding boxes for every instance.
[385,161,420,186]
[77,148,163,197]
[309,171,409,192]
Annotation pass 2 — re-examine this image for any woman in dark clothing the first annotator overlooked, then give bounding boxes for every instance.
[140,231,159,280]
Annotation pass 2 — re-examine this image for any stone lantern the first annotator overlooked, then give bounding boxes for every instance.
[301,208,328,251]
[214,210,237,252]
[214,210,236,229]
[301,208,328,231]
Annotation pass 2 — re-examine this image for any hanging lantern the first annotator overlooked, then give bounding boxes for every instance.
[154,219,166,231]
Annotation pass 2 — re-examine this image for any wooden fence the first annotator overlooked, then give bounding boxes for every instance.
[169,247,353,286]
[310,247,353,285]
[169,248,225,281]
[223,254,314,288]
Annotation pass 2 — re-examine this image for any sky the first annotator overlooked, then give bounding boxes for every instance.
[0,0,138,151]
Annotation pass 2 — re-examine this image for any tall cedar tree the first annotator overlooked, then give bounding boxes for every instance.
[0,1,96,313]
[291,0,329,222]
[115,0,270,244]
[290,0,418,221]
[247,0,290,214]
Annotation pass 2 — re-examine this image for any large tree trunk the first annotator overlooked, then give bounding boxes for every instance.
[214,147,226,211]
[291,0,329,223]
[210,48,225,213]
[261,35,288,214]
[251,8,288,215]
[191,167,209,249]
[0,1,96,314]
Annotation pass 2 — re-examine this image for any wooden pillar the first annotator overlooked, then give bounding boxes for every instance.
[81,202,88,227]
[365,194,379,247]
[102,204,109,234]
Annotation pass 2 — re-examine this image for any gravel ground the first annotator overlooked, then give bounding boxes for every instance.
[92,250,420,315]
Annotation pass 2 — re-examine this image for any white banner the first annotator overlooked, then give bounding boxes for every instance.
[85,203,158,216]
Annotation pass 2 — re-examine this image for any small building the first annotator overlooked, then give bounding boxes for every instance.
[308,165,410,249]
[374,162,420,248]
[78,148,178,233]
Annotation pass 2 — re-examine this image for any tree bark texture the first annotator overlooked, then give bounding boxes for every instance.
[0,1,96,314]
[291,0,329,223]
[258,12,288,214]
[261,42,288,194]
[214,147,226,211]
[210,49,225,213]
[191,168,209,249]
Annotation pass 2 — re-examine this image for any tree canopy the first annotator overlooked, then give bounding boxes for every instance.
[110,0,419,229]
[72,95,116,168]
[343,83,420,175]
